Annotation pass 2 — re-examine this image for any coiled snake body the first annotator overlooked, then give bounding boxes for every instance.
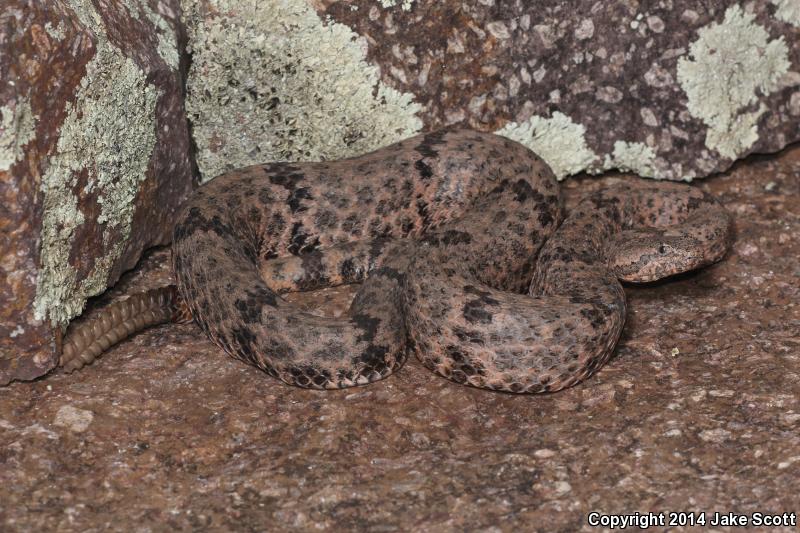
[61,129,733,393]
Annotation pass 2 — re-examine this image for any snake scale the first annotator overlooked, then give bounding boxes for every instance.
[61,129,733,393]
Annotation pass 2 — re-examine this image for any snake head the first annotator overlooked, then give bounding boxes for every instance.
[608,231,714,283]
[608,205,733,283]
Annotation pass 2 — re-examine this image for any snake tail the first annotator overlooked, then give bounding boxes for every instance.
[59,285,190,373]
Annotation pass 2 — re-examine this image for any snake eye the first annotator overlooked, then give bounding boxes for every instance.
[658,245,668,254]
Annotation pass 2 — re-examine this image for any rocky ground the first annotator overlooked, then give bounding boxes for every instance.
[1,145,798,532]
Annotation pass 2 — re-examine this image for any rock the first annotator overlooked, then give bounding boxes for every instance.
[184,0,800,181]
[181,0,423,181]
[53,405,94,433]
[0,0,194,384]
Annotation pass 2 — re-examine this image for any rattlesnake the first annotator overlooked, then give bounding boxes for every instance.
[60,129,733,393]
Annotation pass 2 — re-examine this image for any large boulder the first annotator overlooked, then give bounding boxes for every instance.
[0,0,194,384]
[184,0,799,181]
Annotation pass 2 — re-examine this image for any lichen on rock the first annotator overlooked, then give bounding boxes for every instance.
[0,99,37,172]
[182,0,423,181]
[772,0,800,27]
[124,0,181,69]
[377,0,415,11]
[495,112,597,179]
[34,0,160,327]
[604,141,659,179]
[677,5,790,160]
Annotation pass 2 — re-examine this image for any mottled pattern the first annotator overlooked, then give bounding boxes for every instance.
[406,180,733,393]
[171,129,733,392]
[172,130,556,389]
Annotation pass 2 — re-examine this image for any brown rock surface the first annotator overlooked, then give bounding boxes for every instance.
[325,0,800,179]
[0,146,798,530]
[0,0,194,384]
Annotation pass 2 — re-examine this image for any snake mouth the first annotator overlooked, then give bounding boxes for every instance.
[613,242,721,283]
[619,254,714,284]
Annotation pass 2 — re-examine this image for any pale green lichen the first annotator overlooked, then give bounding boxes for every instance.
[603,141,658,178]
[44,21,66,40]
[706,102,767,160]
[676,5,790,159]
[124,0,180,69]
[0,99,37,172]
[34,0,159,326]
[495,112,597,179]
[181,0,423,181]
[772,0,800,27]
[378,0,415,10]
